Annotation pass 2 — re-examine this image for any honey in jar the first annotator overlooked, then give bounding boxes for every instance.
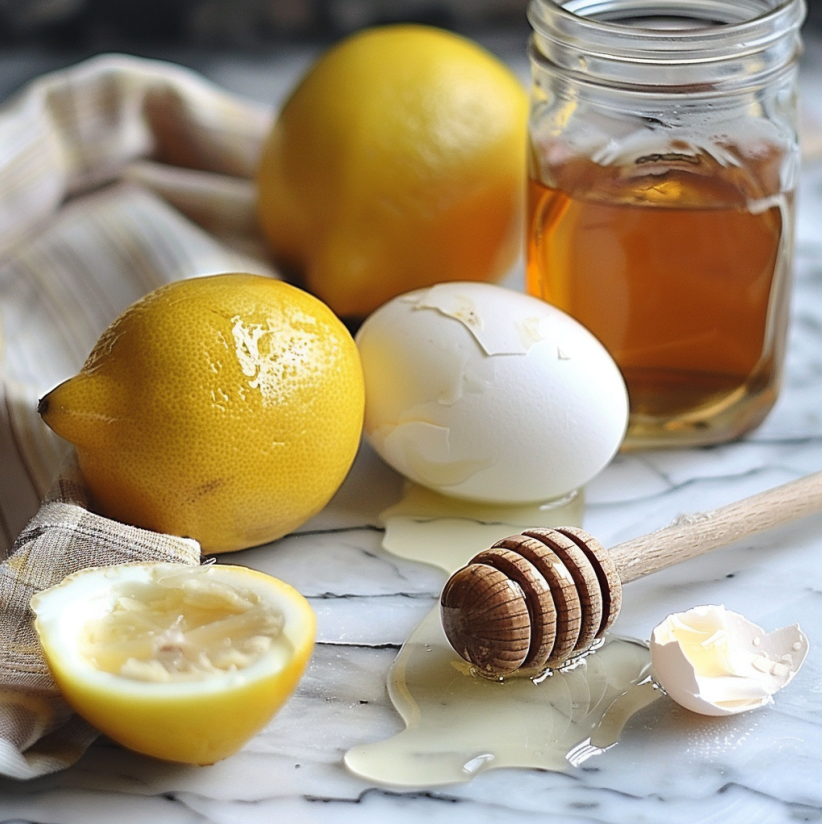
[526,0,805,447]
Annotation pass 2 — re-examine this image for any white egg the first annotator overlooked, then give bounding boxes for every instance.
[355,282,629,504]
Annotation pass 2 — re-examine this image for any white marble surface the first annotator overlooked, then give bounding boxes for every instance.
[3,30,822,824]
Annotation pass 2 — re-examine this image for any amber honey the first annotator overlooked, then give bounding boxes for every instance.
[526,149,792,447]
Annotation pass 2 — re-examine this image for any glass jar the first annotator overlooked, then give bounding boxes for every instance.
[526,0,806,448]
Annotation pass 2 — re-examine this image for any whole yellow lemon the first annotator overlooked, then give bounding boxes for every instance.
[38,274,365,554]
[257,24,529,319]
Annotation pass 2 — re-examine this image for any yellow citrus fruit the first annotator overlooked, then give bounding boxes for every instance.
[38,273,365,553]
[31,562,315,765]
[256,24,529,319]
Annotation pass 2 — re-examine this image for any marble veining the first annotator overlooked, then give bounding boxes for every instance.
[2,36,822,824]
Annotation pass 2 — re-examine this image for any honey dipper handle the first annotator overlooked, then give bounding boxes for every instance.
[609,470,822,584]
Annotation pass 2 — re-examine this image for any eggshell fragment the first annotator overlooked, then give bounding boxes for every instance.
[650,604,809,716]
[355,282,629,504]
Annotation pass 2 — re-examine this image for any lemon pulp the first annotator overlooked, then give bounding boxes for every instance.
[80,569,288,682]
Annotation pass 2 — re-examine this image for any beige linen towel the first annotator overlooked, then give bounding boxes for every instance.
[0,53,279,778]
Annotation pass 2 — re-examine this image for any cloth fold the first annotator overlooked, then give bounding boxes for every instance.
[0,53,280,778]
[0,52,273,257]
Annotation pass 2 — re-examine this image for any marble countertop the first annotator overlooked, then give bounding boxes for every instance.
[2,30,822,824]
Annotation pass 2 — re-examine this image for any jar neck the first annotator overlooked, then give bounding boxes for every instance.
[528,0,806,92]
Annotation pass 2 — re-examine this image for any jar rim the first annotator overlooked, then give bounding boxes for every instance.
[528,0,806,61]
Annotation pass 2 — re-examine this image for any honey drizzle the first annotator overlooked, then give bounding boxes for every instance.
[343,483,660,787]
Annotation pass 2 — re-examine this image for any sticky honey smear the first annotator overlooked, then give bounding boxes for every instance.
[344,485,661,787]
[80,571,285,682]
[344,610,659,786]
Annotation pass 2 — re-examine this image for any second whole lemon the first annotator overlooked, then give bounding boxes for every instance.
[256,24,529,319]
[38,274,365,554]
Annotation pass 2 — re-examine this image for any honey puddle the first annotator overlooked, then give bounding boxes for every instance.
[344,483,661,787]
[377,482,584,572]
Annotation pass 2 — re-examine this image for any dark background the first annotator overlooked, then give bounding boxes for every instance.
[0,0,532,47]
[0,0,818,108]
[1,0,819,48]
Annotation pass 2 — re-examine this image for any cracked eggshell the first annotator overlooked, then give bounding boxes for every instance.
[650,604,809,717]
[354,282,628,503]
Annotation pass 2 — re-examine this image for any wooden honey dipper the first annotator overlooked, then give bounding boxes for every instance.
[440,470,822,677]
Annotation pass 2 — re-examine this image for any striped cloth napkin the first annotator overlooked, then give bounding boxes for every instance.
[0,53,278,778]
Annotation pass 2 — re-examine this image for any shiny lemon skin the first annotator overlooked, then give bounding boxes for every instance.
[39,273,365,553]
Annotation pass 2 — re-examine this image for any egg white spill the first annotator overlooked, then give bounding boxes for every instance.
[650,604,809,716]
[355,282,629,504]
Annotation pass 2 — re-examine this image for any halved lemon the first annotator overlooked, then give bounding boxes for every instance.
[31,562,315,765]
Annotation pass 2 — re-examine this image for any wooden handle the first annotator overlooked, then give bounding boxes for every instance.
[610,470,822,584]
